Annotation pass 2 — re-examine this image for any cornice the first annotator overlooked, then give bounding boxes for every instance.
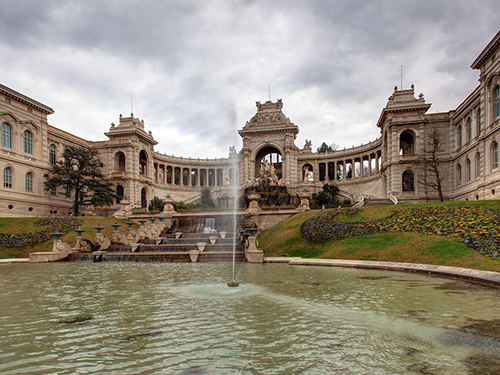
[471,30,500,70]
[0,83,54,114]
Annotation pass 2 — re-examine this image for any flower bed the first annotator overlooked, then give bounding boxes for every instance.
[0,217,83,248]
[301,206,500,259]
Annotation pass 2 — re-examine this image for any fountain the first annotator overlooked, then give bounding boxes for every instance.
[243,160,291,207]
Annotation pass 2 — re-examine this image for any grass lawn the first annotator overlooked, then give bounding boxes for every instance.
[258,200,500,272]
[2,200,500,273]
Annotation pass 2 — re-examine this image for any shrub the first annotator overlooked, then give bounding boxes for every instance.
[148,196,166,212]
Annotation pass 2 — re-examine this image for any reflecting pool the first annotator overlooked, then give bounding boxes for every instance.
[1,263,499,374]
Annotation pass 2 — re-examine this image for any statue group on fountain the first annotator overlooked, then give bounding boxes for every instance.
[244,160,285,188]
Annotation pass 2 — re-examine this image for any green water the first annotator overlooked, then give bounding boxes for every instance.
[0,263,499,374]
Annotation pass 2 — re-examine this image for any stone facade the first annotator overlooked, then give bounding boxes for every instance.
[1,31,500,217]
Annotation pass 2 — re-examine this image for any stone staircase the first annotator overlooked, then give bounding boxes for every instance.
[67,232,244,263]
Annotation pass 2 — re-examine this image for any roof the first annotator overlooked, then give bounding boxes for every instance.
[471,30,500,70]
[0,83,54,114]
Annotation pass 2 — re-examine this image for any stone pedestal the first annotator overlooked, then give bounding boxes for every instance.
[114,199,132,220]
[297,191,312,212]
[29,233,73,263]
[246,193,261,216]
[244,235,264,263]
[162,199,176,229]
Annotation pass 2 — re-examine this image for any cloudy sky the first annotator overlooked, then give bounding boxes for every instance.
[1,1,499,158]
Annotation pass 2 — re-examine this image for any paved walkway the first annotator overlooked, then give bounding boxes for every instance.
[264,257,500,288]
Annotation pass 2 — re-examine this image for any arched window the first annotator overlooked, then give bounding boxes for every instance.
[466,118,472,142]
[495,86,500,120]
[1,123,11,150]
[49,144,57,165]
[476,153,481,178]
[25,172,33,192]
[457,164,462,185]
[399,131,415,155]
[402,170,414,192]
[457,125,462,148]
[492,142,499,169]
[139,150,147,176]
[466,158,471,181]
[24,130,33,156]
[141,188,147,208]
[3,168,12,188]
[116,185,124,203]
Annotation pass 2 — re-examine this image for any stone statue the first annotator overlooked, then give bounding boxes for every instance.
[304,139,312,149]
[303,165,310,182]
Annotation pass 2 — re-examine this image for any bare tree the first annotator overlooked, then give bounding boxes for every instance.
[418,128,445,201]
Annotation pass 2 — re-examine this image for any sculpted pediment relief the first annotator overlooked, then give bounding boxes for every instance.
[243,99,297,130]
[248,112,288,126]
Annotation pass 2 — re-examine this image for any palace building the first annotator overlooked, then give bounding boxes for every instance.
[1,30,500,217]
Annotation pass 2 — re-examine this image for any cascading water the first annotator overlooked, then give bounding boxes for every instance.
[202,218,217,233]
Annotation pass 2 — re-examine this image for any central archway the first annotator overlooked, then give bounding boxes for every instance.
[255,146,283,180]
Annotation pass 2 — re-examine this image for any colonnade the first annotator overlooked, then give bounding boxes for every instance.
[151,163,238,187]
[303,150,382,183]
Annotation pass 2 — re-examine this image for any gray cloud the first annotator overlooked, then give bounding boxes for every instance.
[1,0,498,157]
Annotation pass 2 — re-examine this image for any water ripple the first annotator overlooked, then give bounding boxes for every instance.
[1,263,500,374]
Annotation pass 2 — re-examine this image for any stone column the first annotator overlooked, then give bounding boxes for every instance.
[284,149,290,182]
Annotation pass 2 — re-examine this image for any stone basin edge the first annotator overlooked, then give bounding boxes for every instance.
[264,257,500,288]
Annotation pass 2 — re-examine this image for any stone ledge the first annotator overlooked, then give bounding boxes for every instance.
[0,258,30,264]
[264,257,303,263]
[265,257,500,288]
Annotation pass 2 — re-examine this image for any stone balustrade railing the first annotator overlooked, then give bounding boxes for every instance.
[29,217,171,263]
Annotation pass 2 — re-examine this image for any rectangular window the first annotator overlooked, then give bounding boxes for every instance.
[24,131,33,156]
[1,123,12,150]
[50,186,57,196]
[495,86,500,119]
[477,107,482,134]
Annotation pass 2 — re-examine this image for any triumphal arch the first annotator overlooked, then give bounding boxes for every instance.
[238,99,299,189]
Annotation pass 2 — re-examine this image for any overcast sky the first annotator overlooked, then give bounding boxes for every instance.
[1,1,499,158]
